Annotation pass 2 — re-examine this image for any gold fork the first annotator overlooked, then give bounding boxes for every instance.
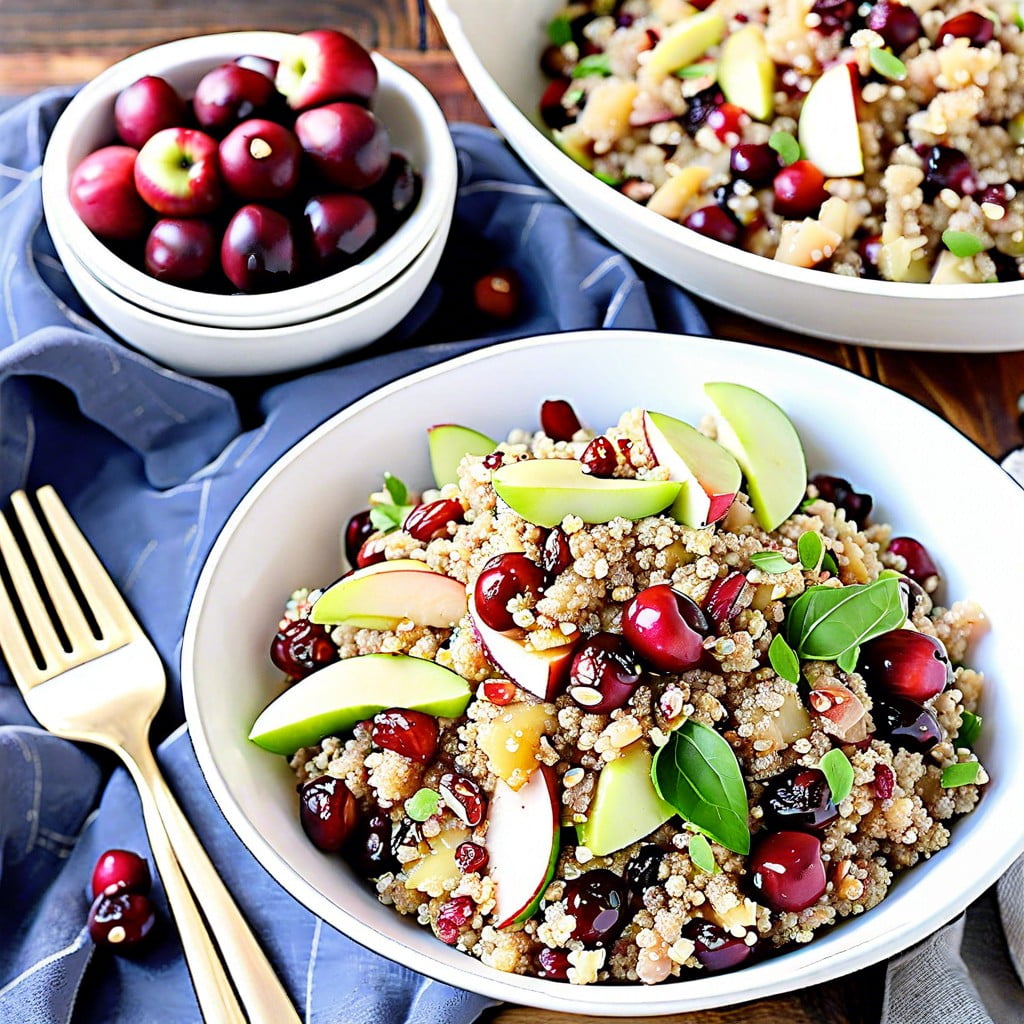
[0,487,300,1024]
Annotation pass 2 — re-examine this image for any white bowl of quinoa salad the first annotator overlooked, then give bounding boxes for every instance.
[429,0,1024,350]
[182,331,1024,1015]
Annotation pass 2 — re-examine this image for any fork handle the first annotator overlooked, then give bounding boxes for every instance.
[119,745,248,1024]
[130,739,302,1024]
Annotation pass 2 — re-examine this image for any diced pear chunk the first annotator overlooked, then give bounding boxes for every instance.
[578,79,639,146]
[930,249,981,284]
[878,235,930,283]
[477,701,556,791]
[552,123,594,171]
[764,687,813,749]
[644,12,726,83]
[646,165,711,220]
[774,218,843,268]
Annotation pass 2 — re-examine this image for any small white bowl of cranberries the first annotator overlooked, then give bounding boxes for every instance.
[41,30,456,374]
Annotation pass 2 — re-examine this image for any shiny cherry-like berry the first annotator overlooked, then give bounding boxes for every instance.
[872,698,943,751]
[567,632,642,713]
[371,708,439,763]
[348,813,398,878]
[684,918,756,971]
[773,160,829,218]
[730,142,779,184]
[624,844,665,895]
[580,435,617,477]
[540,398,582,441]
[455,841,489,874]
[92,849,152,898]
[704,571,747,629]
[682,205,740,245]
[866,0,923,51]
[299,775,360,852]
[542,527,573,580]
[761,766,838,832]
[937,10,994,46]
[474,268,523,320]
[88,891,157,951]
[563,869,629,945]
[537,947,572,980]
[858,629,953,702]
[705,103,747,143]
[887,536,939,587]
[622,584,710,672]
[438,772,487,827]
[403,499,464,542]
[921,145,976,198]
[344,509,375,567]
[809,474,873,525]
[270,618,339,678]
[473,552,546,632]
[749,831,827,912]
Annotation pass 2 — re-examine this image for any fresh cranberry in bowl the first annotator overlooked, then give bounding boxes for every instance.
[192,62,276,133]
[91,849,152,898]
[580,436,617,477]
[887,536,940,588]
[299,775,360,852]
[773,161,829,218]
[858,629,953,702]
[144,218,217,284]
[866,0,922,51]
[761,765,838,832]
[473,552,546,631]
[937,10,994,47]
[540,398,582,441]
[684,918,757,971]
[563,869,629,944]
[270,618,338,678]
[567,632,642,712]
[371,708,439,763]
[682,205,740,246]
[403,498,464,542]
[750,830,827,912]
[622,584,710,672]
[730,142,779,184]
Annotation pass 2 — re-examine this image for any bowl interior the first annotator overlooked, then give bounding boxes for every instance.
[183,331,1024,1014]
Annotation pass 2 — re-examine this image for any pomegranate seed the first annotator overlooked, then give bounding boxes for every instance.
[344,509,374,567]
[809,474,873,524]
[473,552,546,631]
[859,234,883,276]
[568,632,642,712]
[482,451,504,470]
[270,619,338,678]
[436,895,475,944]
[473,268,522,319]
[580,436,617,477]
[704,571,747,629]
[705,103,748,143]
[299,776,360,852]
[537,947,573,979]
[403,498,464,542]
[874,763,895,800]
[371,708,439,763]
[922,145,976,199]
[455,841,489,874]
[348,813,398,878]
[438,772,486,826]
[887,536,940,587]
[540,398,582,441]
[866,0,922,51]
[859,630,953,702]
[88,891,156,951]
[356,533,388,568]
[563,869,628,944]
[811,0,858,33]
[684,918,756,971]
[730,142,779,184]
[542,527,573,580]
[937,10,994,47]
[683,204,740,245]
[92,850,151,898]
[482,679,518,705]
[761,766,838,832]
[622,584,710,672]
[750,831,827,912]
[873,699,943,750]
[773,161,829,218]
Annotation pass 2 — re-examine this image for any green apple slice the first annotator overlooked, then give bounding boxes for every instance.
[428,423,497,489]
[718,24,775,121]
[310,561,466,630]
[704,382,807,532]
[645,11,726,82]
[576,742,675,857]
[492,459,680,528]
[249,653,471,754]
[798,62,863,176]
[643,410,741,528]
[486,764,561,928]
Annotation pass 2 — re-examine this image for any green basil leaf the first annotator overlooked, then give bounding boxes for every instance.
[868,46,907,81]
[768,633,800,685]
[822,551,839,575]
[688,832,718,874]
[942,229,986,258]
[798,531,825,571]
[675,61,717,79]
[383,472,408,507]
[651,719,750,855]
[836,645,860,674]
[750,550,793,574]
[941,761,981,788]
[548,13,573,46]
[820,748,854,803]
[404,788,442,821]
[769,131,802,166]
[572,53,613,77]
[786,576,907,662]
[958,710,983,748]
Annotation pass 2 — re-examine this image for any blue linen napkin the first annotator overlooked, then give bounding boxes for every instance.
[0,89,707,1023]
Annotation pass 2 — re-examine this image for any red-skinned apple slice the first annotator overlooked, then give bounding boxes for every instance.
[275,29,378,110]
[643,409,741,528]
[486,764,560,928]
[798,62,864,177]
[468,592,574,701]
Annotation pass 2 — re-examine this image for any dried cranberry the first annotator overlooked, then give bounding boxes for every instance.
[937,10,994,47]
[580,436,617,477]
[684,918,756,971]
[704,571,747,629]
[682,86,725,136]
[773,161,829,218]
[91,849,151,898]
[622,584,710,672]
[922,145,976,199]
[438,772,486,827]
[270,619,338,678]
[563,869,628,944]
[542,526,573,580]
[683,205,740,245]
[371,708,439,763]
[872,699,943,751]
[567,632,642,713]
[859,630,953,702]
[356,533,388,568]
[624,844,665,894]
[761,766,838,832]
[866,0,922,51]
[435,895,475,944]
[537,947,573,980]
[809,473,873,524]
[348,813,398,878]
[88,891,156,951]
[299,776,360,852]
[344,509,374,567]
[482,451,504,471]
[730,142,779,184]
[811,0,858,33]
[750,831,827,912]
[482,679,518,705]
[473,552,546,631]
[540,398,583,441]
[455,841,489,874]
[473,268,522,319]
[874,763,895,800]
[887,536,940,587]
[403,499,464,542]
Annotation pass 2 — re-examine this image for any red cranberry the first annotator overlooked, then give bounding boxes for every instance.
[563,869,628,945]
[482,451,505,471]
[730,143,779,184]
[91,850,151,898]
[567,632,642,713]
[859,235,883,277]
[683,205,740,245]
[482,679,518,705]
[436,895,475,944]
[540,398,583,441]
[403,499,464,542]
[356,533,388,568]
[705,103,747,143]
[809,474,873,524]
[455,841,489,874]
[540,78,573,129]
[684,919,756,971]
[270,619,338,678]
[922,145,976,199]
[980,183,1014,211]
[542,527,573,580]
[88,891,156,951]
[371,708,439,763]
[773,161,829,218]
[887,536,939,587]
[299,776,360,852]
[624,844,665,895]
[859,630,952,702]
[704,571,747,629]
[937,10,994,47]
[622,584,710,672]
[473,552,546,631]
[810,0,858,33]
[761,766,838,832]
[750,831,827,912]
[473,268,523,320]
[580,436,617,477]
[348,813,398,878]
[438,772,486,827]
[344,509,374,567]
[537,947,573,980]
[867,0,923,51]
[872,699,943,751]
[874,763,895,800]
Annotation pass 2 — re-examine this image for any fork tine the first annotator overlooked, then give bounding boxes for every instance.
[0,504,67,675]
[10,491,96,652]
[35,486,138,646]
[0,542,50,684]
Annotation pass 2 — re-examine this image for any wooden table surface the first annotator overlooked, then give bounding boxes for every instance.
[1,2,1020,1023]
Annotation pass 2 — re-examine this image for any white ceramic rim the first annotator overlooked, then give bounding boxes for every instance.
[182,330,1024,1016]
[41,33,456,327]
[428,0,1024,307]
